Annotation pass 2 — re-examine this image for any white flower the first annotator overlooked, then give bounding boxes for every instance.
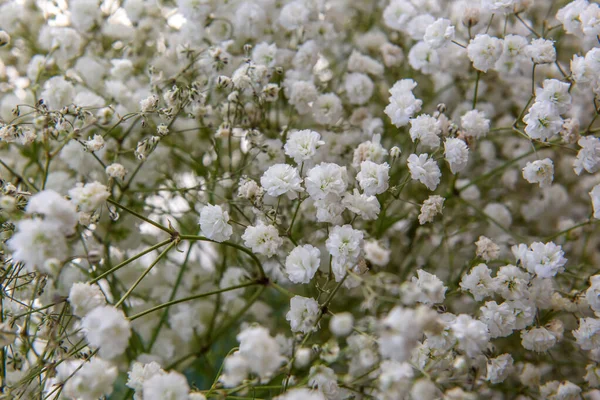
[252,42,277,67]
[126,362,165,394]
[523,101,563,141]
[467,34,503,72]
[220,352,249,388]
[424,18,454,49]
[581,3,600,38]
[535,79,572,114]
[522,158,554,187]
[475,236,500,261]
[314,194,345,224]
[106,163,127,180]
[574,318,600,350]
[286,295,320,333]
[574,136,600,175]
[330,312,354,337]
[494,265,530,300]
[364,240,390,267]
[356,161,390,196]
[84,134,105,152]
[142,371,190,400]
[140,94,159,113]
[7,219,67,274]
[68,282,106,317]
[289,81,318,115]
[63,358,118,400]
[81,305,131,359]
[521,327,557,352]
[444,138,469,174]
[279,1,309,31]
[344,73,374,105]
[285,245,321,284]
[352,134,388,168]
[312,93,343,125]
[418,195,445,225]
[41,76,75,110]
[409,114,441,148]
[342,189,381,220]
[260,164,304,197]
[383,0,417,31]
[384,79,422,128]
[586,275,600,312]
[486,354,514,384]
[408,41,440,74]
[348,50,384,76]
[284,130,324,164]
[68,182,110,212]
[199,204,233,243]
[460,263,496,301]
[411,270,447,304]
[451,314,490,357]
[242,222,283,257]
[326,224,364,262]
[556,0,588,34]
[26,189,78,234]
[407,153,441,191]
[461,109,490,138]
[522,241,567,278]
[237,325,285,379]
[480,301,516,338]
[525,38,556,64]
[305,163,348,200]
[482,0,515,13]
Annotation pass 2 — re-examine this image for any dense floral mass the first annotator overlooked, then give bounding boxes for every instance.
[2,0,600,398]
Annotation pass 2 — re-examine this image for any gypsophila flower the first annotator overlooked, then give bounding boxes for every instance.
[526,38,556,64]
[106,163,127,179]
[522,158,554,187]
[142,371,190,400]
[242,221,283,257]
[284,130,324,164]
[467,34,504,72]
[409,114,441,149]
[63,358,118,400]
[444,138,469,174]
[81,305,131,359]
[68,282,106,317]
[461,109,490,138]
[460,263,496,301]
[418,195,444,225]
[286,296,320,334]
[407,153,441,191]
[285,245,321,284]
[356,161,390,196]
[261,164,304,197]
[305,162,348,200]
[384,79,422,128]
[199,204,233,243]
[451,314,490,357]
[68,181,110,213]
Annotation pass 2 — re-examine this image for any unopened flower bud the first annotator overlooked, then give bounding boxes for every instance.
[157,123,169,136]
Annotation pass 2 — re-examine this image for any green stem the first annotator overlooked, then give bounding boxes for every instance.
[128,281,259,321]
[114,242,175,308]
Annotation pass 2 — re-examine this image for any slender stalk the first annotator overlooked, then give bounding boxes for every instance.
[128,281,259,321]
[89,239,172,284]
[114,242,175,308]
[106,198,173,235]
[181,235,266,279]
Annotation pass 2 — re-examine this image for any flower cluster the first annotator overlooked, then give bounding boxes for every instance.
[1,0,600,399]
